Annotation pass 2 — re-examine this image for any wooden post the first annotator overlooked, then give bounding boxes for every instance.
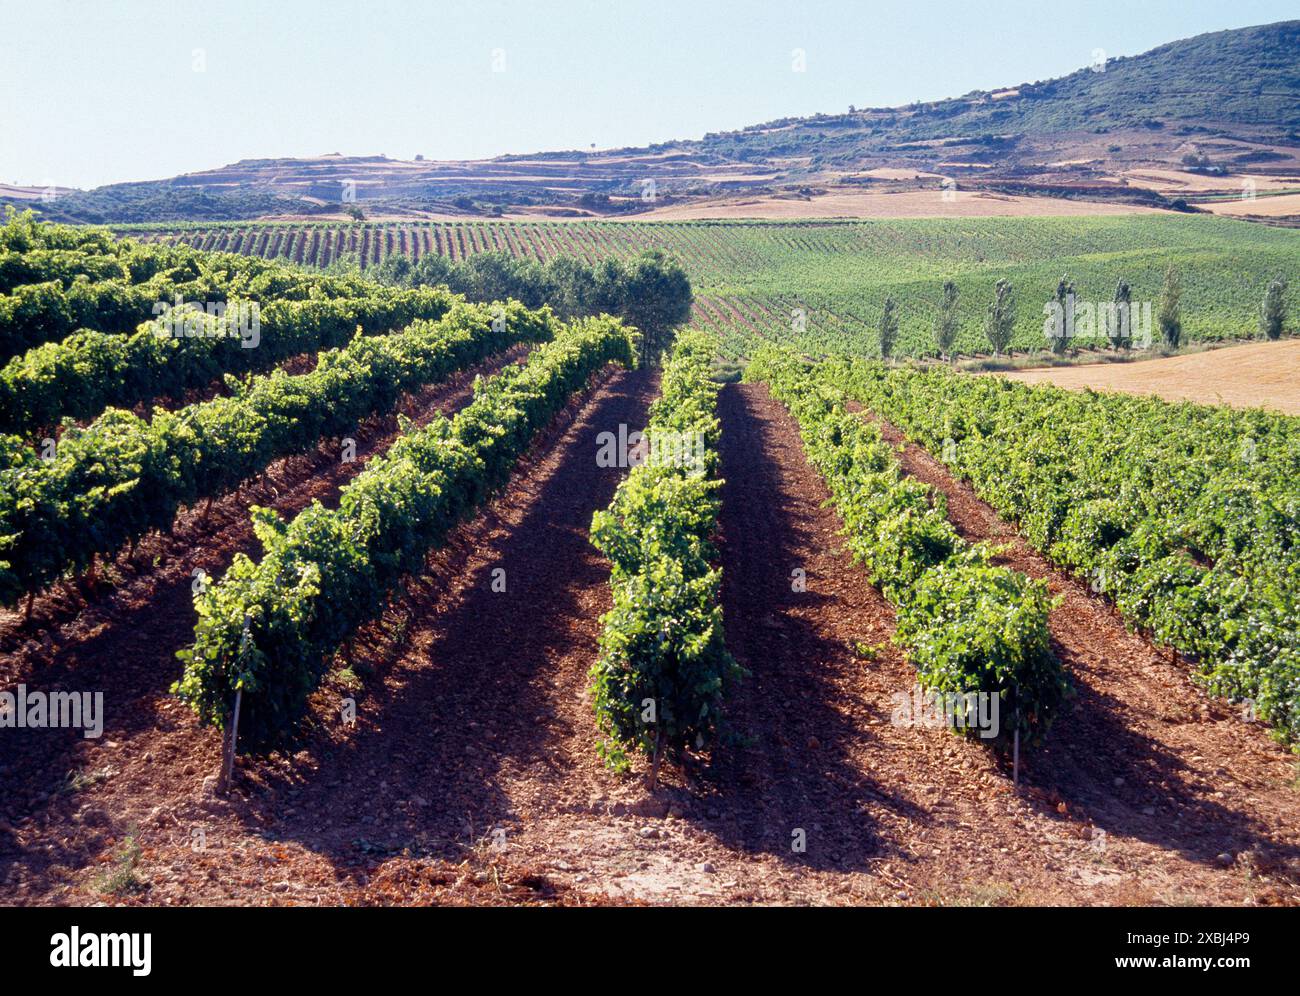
[218,688,242,794]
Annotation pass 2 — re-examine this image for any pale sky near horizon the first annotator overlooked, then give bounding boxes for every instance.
[1,0,1295,190]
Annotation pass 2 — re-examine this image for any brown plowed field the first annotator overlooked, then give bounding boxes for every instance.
[627,189,1159,221]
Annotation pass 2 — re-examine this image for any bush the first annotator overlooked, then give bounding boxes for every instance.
[896,562,1064,743]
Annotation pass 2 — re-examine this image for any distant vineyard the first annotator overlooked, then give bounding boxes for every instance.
[120,216,1300,359]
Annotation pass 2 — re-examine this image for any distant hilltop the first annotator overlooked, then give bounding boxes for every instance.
[12,19,1300,224]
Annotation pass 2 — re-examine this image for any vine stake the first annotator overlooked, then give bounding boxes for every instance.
[1013,708,1020,789]
[218,688,243,795]
[648,728,663,794]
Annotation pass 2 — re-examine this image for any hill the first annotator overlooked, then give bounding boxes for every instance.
[12,20,1300,223]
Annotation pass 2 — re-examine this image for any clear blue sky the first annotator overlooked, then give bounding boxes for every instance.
[1,0,1294,190]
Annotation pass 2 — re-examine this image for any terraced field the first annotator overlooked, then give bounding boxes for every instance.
[123,215,1300,359]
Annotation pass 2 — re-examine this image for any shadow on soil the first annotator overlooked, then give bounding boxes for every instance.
[1021,640,1300,873]
[672,382,924,874]
[884,413,1300,876]
[0,349,536,884]
[231,368,657,874]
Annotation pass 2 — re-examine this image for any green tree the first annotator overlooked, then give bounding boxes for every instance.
[369,253,413,286]
[1107,279,1132,349]
[409,253,454,288]
[878,296,899,360]
[1158,265,1182,348]
[544,255,599,320]
[343,244,692,358]
[1049,274,1075,354]
[455,251,549,308]
[985,279,1016,356]
[1260,275,1288,341]
[617,250,693,361]
[934,280,959,360]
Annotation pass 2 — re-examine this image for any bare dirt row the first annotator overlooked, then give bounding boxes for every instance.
[2,377,1297,905]
[2,362,662,904]
[1,344,530,641]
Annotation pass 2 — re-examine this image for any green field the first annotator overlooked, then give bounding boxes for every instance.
[123,214,1300,359]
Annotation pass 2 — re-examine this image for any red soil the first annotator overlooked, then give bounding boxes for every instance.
[2,378,1297,906]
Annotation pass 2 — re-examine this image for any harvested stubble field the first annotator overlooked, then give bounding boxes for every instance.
[617,188,1160,220]
[998,338,1300,414]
